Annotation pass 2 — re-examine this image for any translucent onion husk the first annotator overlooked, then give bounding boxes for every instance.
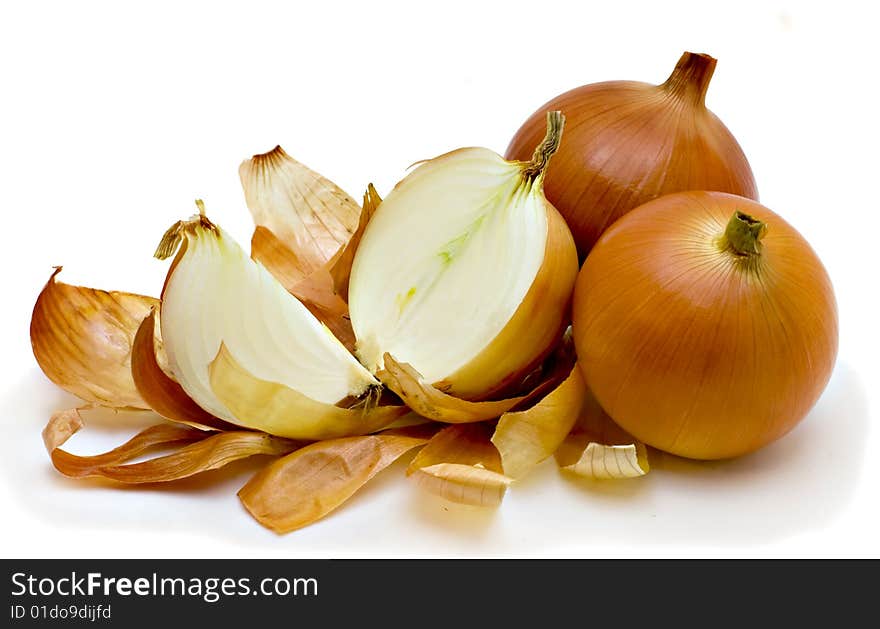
[349,112,579,402]
[239,145,361,273]
[208,343,407,440]
[239,424,437,534]
[505,51,758,255]
[30,268,158,409]
[407,423,511,507]
[554,385,649,480]
[492,361,586,479]
[43,408,299,484]
[573,191,838,460]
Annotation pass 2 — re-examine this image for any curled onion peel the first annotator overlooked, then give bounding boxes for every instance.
[573,191,838,460]
[554,385,649,480]
[155,206,384,436]
[239,145,360,273]
[30,268,158,409]
[506,51,757,255]
[349,112,578,401]
[492,361,586,479]
[408,423,511,507]
[42,409,299,484]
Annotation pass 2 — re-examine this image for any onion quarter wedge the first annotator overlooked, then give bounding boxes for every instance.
[155,205,390,438]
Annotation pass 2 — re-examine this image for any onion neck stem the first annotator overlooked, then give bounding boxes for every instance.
[522,110,565,182]
[720,211,767,257]
[660,51,716,106]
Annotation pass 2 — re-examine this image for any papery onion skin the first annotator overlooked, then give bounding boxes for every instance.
[505,52,757,255]
[572,191,837,460]
[31,268,157,409]
[239,145,360,272]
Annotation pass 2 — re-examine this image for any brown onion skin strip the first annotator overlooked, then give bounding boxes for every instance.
[553,382,650,478]
[329,184,382,302]
[50,423,207,473]
[491,362,586,480]
[239,427,434,534]
[250,225,309,290]
[42,407,89,453]
[49,422,299,484]
[31,267,157,409]
[377,354,524,423]
[408,423,502,472]
[131,310,237,431]
[240,145,361,273]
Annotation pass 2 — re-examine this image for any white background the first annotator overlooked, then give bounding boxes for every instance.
[1,0,877,558]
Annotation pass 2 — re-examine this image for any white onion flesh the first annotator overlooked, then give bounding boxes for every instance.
[348,148,548,384]
[160,221,377,423]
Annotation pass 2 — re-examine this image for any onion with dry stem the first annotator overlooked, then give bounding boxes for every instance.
[506,52,757,255]
[573,191,838,460]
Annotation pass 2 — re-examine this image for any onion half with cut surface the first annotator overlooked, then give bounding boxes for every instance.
[349,111,579,401]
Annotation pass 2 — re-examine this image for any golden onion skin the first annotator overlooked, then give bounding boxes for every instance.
[572,191,838,460]
[505,52,758,256]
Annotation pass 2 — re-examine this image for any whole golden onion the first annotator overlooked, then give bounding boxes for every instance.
[506,52,758,255]
[572,191,838,460]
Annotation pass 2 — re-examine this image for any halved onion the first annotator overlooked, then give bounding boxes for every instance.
[154,207,391,438]
[348,112,578,401]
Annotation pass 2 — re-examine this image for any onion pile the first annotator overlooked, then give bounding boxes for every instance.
[506,52,757,255]
[28,51,838,533]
